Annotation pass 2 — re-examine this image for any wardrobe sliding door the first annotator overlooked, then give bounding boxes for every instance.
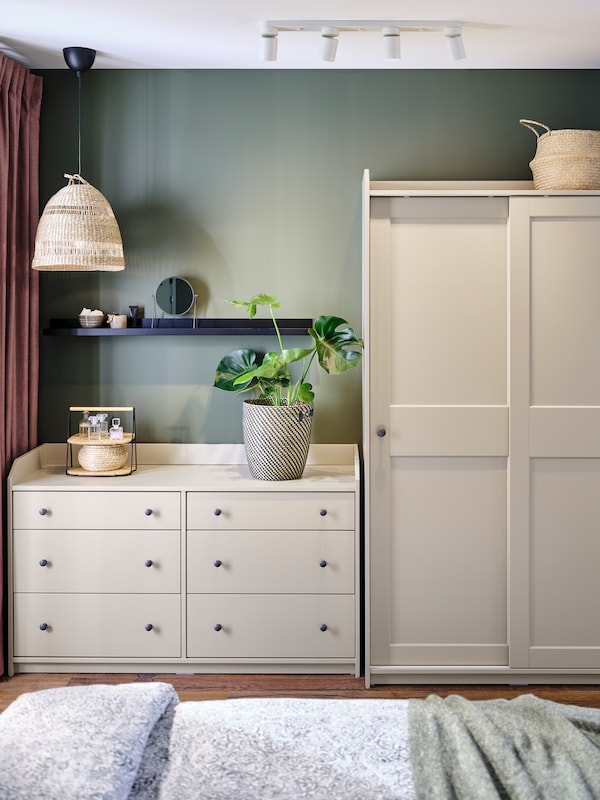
[367,197,509,676]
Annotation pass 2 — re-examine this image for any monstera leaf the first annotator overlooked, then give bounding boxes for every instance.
[309,316,364,374]
[213,348,258,393]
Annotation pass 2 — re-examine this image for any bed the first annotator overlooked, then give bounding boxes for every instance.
[1,682,600,799]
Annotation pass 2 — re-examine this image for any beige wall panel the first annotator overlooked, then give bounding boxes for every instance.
[530,648,600,670]
[389,218,507,406]
[530,459,600,650]
[388,457,507,649]
[531,218,600,405]
[390,643,508,667]
[530,407,600,457]
[389,405,508,457]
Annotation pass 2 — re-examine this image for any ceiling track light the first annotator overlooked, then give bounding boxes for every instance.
[444,25,466,61]
[321,26,339,62]
[259,20,466,63]
[260,24,278,61]
[383,27,400,60]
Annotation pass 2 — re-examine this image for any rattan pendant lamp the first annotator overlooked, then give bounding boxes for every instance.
[32,46,125,271]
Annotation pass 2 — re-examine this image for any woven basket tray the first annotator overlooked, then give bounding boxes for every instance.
[520,119,600,190]
[77,444,129,472]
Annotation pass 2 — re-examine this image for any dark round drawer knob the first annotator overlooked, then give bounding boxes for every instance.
[145,560,153,568]
[39,623,48,631]
[213,559,222,568]
[145,623,153,632]
[38,508,48,516]
[320,624,328,632]
[319,509,327,517]
[213,508,222,516]
[319,560,327,568]
[214,623,222,632]
[376,426,387,438]
[144,508,153,516]
[39,559,48,567]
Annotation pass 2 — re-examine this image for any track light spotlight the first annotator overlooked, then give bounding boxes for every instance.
[444,25,466,60]
[261,25,278,61]
[321,26,339,62]
[383,27,400,60]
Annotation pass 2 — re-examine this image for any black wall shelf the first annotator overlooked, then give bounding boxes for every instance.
[43,318,313,337]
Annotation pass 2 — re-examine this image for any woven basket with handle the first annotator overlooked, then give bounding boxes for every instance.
[520,119,600,190]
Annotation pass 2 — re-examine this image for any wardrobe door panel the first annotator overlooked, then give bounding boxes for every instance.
[368,196,509,671]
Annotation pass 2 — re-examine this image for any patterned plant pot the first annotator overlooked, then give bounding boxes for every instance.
[242,399,314,481]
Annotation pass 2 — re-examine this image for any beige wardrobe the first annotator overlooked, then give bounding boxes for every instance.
[363,171,600,686]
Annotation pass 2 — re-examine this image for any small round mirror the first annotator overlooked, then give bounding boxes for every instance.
[155,276,195,316]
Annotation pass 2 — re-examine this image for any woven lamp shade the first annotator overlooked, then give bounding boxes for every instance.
[32,174,125,271]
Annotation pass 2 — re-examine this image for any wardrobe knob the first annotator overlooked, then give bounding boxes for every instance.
[39,559,48,567]
[213,559,222,568]
[213,508,222,516]
[214,623,222,632]
[145,623,153,632]
[144,508,153,516]
[376,427,387,438]
[319,509,327,517]
[39,623,48,631]
[319,560,327,568]
[319,624,328,632]
[38,508,48,516]
[145,560,153,568]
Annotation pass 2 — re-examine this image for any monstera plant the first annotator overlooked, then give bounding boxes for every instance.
[214,294,363,404]
[214,294,364,480]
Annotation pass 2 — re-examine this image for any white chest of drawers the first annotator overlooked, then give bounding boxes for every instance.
[7,443,360,677]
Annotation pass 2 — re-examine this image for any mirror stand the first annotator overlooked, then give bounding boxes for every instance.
[152,276,196,328]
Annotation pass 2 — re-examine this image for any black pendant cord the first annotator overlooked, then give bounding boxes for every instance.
[62,47,96,182]
[77,69,82,178]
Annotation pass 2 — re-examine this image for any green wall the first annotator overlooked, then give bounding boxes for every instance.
[36,69,600,444]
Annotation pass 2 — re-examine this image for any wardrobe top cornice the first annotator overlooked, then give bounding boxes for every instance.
[367,180,600,197]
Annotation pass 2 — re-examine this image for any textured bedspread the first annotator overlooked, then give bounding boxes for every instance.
[0,684,415,800]
[0,682,178,800]
[2,683,600,799]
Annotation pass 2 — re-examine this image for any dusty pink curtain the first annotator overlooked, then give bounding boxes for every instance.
[0,54,42,675]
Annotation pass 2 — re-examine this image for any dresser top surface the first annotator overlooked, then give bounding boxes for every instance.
[9,443,359,493]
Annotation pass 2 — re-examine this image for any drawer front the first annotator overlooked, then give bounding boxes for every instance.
[187,529,354,594]
[14,530,180,593]
[187,492,354,530]
[187,594,354,659]
[12,491,180,530]
[14,594,181,658]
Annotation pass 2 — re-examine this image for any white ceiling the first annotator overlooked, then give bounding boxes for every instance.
[2,0,600,70]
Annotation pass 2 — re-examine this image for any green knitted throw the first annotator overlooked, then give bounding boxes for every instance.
[409,694,600,799]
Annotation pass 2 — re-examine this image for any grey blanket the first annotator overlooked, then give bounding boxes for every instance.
[409,693,600,800]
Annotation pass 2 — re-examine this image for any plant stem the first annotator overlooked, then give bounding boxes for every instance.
[269,301,292,405]
[290,350,316,405]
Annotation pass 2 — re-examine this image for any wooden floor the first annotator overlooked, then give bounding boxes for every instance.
[3,672,600,714]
